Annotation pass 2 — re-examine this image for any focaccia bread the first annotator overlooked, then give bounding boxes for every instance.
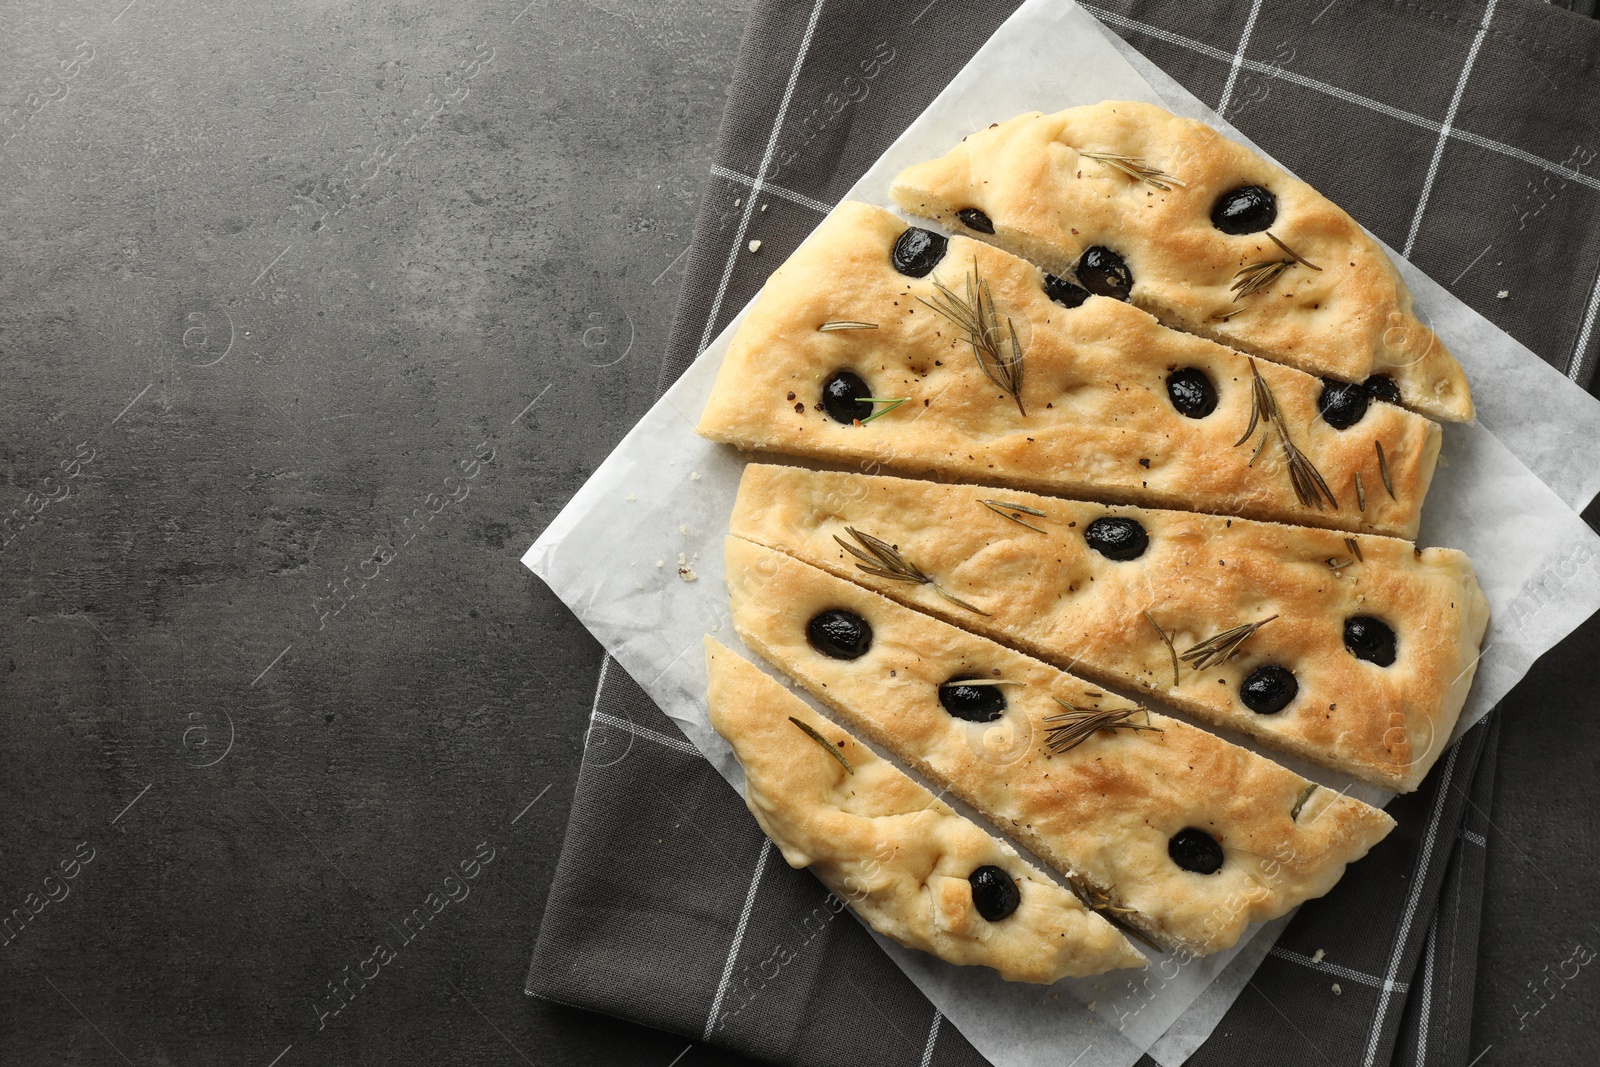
[705,636,1146,981]
[723,539,1396,955]
[697,201,1440,539]
[730,464,1490,792]
[890,101,1472,423]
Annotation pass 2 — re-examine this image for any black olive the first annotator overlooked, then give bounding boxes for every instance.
[807,609,873,660]
[968,865,1021,921]
[1043,273,1090,309]
[1240,665,1298,714]
[1084,516,1148,561]
[938,676,1006,723]
[956,208,995,234]
[1167,368,1218,419]
[1363,374,1401,405]
[891,227,948,278]
[1344,616,1397,667]
[1210,185,1277,234]
[1077,246,1133,301]
[1317,379,1369,430]
[821,370,873,424]
[1168,828,1224,875]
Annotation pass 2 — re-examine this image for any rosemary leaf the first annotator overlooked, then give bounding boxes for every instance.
[1233,374,1262,447]
[857,397,908,424]
[917,260,1027,416]
[1327,557,1354,571]
[818,320,879,331]
[980,498,1048,534]
[1079,150,1186,190]
[1355,471,1367,513]
[1290,783,1318,821]
[1044,699,1163,754]
[1376,440,1396,500]
[1144,610,1181,688]
[1067,877,1163,949]
[1344,537,1363,562]
[788,716,855,775]
[834,527,990,616]
[1266,231,1323,270]
[1179,614,1280,671]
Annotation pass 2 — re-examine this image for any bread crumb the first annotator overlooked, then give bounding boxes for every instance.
[690,471,701,481]
[677,552,697,582]
[1331,983,1342,996]
[1312,948,1325,963]
[625,493,637,501]
[655,560,664,568]
[1086,1001,1096,1012]
[734,197,742,207]
[1497,290,1509,299]
[678,523,687,534]
[748,239,762,253]
[760,203,768,212]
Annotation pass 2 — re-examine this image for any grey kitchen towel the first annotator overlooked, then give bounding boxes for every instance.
[528,1,1600,1065]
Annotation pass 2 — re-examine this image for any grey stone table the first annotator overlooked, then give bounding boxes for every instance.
[0,3,1593,1066]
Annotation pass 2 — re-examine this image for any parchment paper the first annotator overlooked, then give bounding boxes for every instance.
[522,3,1600,1065]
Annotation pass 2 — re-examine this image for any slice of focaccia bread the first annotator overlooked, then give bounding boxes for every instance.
[889,101,1472,423]
[705,636,1146,981]
[730,464,1489,792]
[722,540,1396,955]
[697,201,1440,539]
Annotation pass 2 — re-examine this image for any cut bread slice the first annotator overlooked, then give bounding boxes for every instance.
[729,464,1489,792]
[889,101,1471,423]
[696,201,1440,539]
[705,636,1146,981]
[722,539,1396,955]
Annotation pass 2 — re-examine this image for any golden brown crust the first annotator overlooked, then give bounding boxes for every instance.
[730,464,1490,792]
[705,636,1145,981]
[697,201,1440,538]
[723,540,1396,955]
[889,102,1472,423]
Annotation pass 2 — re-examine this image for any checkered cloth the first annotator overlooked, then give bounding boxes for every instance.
[528,2,1600,1064]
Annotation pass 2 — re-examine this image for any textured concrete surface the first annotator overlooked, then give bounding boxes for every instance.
[1,2,1596,1066]
[0,1,751,1064]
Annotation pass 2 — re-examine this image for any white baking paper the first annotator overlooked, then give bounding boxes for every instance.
[523,3,1600,1065]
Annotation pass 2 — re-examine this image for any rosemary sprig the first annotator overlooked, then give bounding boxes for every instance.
[857,397,908,424]
[1290,783,1318,821]
[1231,232,1322,301]
[917,261,1027,416]
[1079,150,1186,191]
[980,498,1048,534]
[834,526,989,615]
[1144,610,1181,688]
[1179,614,1280,671]
[788,717,855,775]
[1344,536,1363,562]
[1044,698,1163,754]
[1326,557,1354,571]
[1231,260,1294,300]
[818,320,879,331]
[1235,360,1339,510]
[1354,471,1367,513]
[1375,440,1396,499]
